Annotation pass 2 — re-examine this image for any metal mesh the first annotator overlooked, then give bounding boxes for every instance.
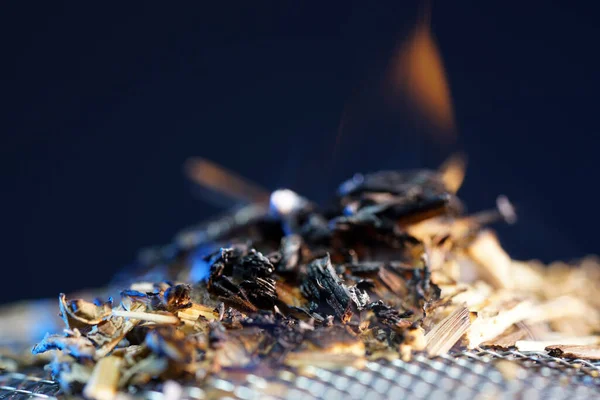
[0,371,60,399]
[2,349,600,399]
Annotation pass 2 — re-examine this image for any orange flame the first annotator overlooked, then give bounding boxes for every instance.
[439,153,467,193]
[390,14,456,141]
[185,158,270,204]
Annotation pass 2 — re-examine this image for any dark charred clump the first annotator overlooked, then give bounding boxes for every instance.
[205,245,278,312]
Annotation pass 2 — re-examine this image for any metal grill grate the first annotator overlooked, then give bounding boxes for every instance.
[2,349,600,399]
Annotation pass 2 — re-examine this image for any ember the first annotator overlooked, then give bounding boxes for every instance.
[4,157,600,397]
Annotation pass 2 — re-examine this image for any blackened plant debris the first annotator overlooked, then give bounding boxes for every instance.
[23,158,600,395]
[367,301,414,330]
[301,254,353,319]
[206,245,278,312]
[338,170,447,198]
[275,234,303,273]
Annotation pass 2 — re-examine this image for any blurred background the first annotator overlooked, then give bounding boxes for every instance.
[1,2,598,304]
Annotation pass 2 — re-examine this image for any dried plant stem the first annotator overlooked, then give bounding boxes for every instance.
[83,356,122,400]
[467,301,534,348]
[111,310,179,325]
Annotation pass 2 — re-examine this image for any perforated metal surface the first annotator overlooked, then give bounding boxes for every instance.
[0,371,59,399]
[2,349,600,399]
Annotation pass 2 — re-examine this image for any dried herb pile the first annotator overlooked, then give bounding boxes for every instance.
[29,159,600,398]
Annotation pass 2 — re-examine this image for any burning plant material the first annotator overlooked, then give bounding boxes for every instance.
[546,344,600,360]
[4,157,600,397]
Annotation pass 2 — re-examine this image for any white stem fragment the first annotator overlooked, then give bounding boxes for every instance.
[111,310,179,325]
[94,304,146,359]
[425,306,472,356]
[496,195,517,224]
[128,282,156,292]
[516,336,600,352]
[83,356,122,400]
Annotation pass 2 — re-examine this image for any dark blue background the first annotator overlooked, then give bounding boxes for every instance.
[1,2,598,304]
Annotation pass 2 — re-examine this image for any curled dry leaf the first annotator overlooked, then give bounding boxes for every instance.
[59,294,112,330]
